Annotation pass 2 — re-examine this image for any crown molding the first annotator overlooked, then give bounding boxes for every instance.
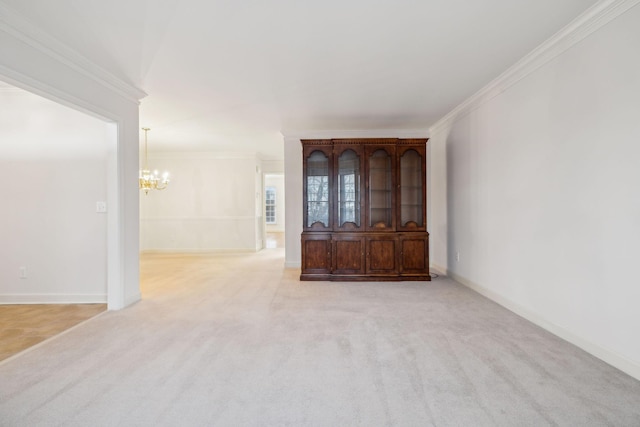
[147,151,260,160]
[429,0,640,136]
[0,63,120,122]
[0,2,147,103]
[281,128,430,142]
[0,84,22,92]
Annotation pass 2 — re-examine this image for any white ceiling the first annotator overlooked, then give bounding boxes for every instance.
[1,0,599,160]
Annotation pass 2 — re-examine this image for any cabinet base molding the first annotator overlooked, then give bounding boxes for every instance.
[300,274,431,282]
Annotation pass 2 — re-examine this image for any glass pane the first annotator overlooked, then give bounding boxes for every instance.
[400,150,423,227]
[265,187,276,203]
[368,149,392,227]
[338,150,360,227]
[266,205,275,224]
[306,151,329,227]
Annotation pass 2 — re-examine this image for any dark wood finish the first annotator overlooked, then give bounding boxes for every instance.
[303,145,333,232]
[333,144,365,232]
[301,233,332,277]
[365,144,396,232]
[300,138,430,281]
[332,235,365,275]
[399,234,429,275]
[366,235,398,275]
[397,144,427,231]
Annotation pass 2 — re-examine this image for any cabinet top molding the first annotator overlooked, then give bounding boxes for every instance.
[301,138,429,146]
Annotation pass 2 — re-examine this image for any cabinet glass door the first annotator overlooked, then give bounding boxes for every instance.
[337,149,360,228]
[306,150,330,228]
[368,149,392,228]
[399,149,423,228]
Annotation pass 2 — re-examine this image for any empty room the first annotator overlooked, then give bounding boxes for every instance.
[1,0,640,425]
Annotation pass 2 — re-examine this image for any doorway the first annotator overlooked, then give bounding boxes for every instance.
[0,81,114,357]
[264,173,285,249]
[0,82,112,304]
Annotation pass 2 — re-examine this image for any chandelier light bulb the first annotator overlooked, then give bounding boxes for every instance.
[139,127,170,195]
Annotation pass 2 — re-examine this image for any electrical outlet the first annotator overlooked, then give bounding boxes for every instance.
[96,201,107,213]
[455,252,460,262]
[19,266,27,279]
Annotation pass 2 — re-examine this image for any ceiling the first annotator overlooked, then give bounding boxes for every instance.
[1,0,598,160]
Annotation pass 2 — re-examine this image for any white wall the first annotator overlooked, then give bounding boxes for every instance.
[0,160,109,302]
[255,162,264,250]
[140,152,262,252]
[262,159,285,174]
[265,174,285,232]
[0,88,110,303]
[1,5,145,309]
[283,137,303,268]
[429,3,640,379]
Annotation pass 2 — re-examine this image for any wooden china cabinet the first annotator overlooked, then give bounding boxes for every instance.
[300,138,430,281]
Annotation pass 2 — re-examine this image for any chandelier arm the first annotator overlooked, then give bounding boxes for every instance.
[139,127,169,194]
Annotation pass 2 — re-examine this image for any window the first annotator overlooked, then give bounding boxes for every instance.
[265,186,276,224]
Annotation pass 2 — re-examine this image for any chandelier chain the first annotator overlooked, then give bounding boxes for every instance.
[139,127,170,195]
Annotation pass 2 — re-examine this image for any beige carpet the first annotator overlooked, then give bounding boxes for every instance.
[1,249,639,426]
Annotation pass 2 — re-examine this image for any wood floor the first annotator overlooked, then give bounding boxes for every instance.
[0,303,107,361]
[265,231,285,248]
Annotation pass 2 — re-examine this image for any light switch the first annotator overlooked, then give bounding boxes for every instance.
[96,201,107,213]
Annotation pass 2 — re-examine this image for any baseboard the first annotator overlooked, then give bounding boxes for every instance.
[448,270,640,382]
[0,294,107,304]
[124,292,141,308]
[140,248,258,254]
[430,263,448,277]
[284,261,301,269]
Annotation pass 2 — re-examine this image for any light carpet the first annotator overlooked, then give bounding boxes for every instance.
[1,249,639,426]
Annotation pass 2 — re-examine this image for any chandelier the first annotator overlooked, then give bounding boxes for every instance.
[139,127,170,195]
